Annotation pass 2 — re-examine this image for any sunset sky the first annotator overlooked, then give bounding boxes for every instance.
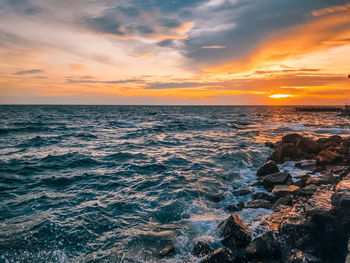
[1,0,350,105]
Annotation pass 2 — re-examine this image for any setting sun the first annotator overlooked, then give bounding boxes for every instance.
[269,94,292,99]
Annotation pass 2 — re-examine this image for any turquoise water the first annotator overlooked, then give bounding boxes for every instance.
[0,105,349,262]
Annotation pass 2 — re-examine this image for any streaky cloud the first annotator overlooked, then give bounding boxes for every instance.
[14,69,43,75]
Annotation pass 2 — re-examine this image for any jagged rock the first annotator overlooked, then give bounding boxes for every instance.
[318,135,342,150]
[257,160,280,177]
[295,160,316,170]
[307,173,336,186]
[273,195,293,210]
[271,185,299,199]
[316,149,341,165]
[331,178,350,227]
[252,192,274,202]
[201,248,235,263]
[265,142,275,149]
[232,189,251,196]
[218,215,251,249]
[226,202,244,212]
[294,184,318,197]
[159,245,176,258]
[286,249,322,263]
[263,172,293,191]
[294,178,307,188]
[193,241,212,258]
[282,133,304,144]
[246,231,281,260]
[247,199,271,209]
[210,192,225,202]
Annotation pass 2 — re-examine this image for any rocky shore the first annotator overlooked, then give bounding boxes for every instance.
[159,133,350,262]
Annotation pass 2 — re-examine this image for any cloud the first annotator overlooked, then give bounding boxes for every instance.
[202,45,226,49]
[67,78,144,84]
[14,69,43,75]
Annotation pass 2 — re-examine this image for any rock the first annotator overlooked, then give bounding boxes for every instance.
[262,172,293,191]
[271,185,299,199]
[246,231,281,260]
[282,133,304,144]
[232,189,250,196]
[210,192,225,202]
[318,135,342,149]
[307,173,336,186]
[331,178,350,226]
[226,202,244,212]
[286,249,322,263]
[247,199,271,209]
[252,192,274,202]
[294,178,307,188]
[159,245,176,258]
[295,160,316,170]
[295,184,318,197]
[265,142,275,149]
[193,241,212,258]
[257,160,280,177]
[218,215,251,249]
[345,239,350,263]
[316,149,341,165]
[273,195,293,210]
[201,248,235,263]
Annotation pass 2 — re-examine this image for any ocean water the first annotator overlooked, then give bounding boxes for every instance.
[0,105,349,262]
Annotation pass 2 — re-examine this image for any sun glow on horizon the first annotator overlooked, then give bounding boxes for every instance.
[269,94,292,99]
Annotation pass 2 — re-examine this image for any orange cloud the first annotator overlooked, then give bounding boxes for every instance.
[205,8,350,74]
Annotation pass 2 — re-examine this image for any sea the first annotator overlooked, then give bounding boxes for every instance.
[0,105,349,262]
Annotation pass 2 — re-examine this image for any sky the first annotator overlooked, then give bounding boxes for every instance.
[0,0,350,105]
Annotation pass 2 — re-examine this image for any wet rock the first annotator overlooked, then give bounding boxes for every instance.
[256,160,280,177]
[265,142,275,149]
[193,241,212,258]
[282,133,304,144]
[218,215,251,249]
[294,178,307,188]
[318,135,342,149]
[246,231,281,260]
[286,249,322,263]
[262,171,293,191]
[345,239,350,263]
[331,178,350,227]
[307,173,336,186]
[226,202,244,212]
[295,160,316,170]
[295,184,318,197]
[273,195,293,210]
[247,199,271,209]
[210,192,226,202]
[201,248,235,263]
[232,189,251,196]
[252,192,274,202]
[316,149,341,165]
[271,185,299,199]
[159,245,176,258]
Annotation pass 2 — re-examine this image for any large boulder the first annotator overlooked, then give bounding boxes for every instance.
[257,160,280,177]
[247,199,271,209]
[271,185,299,199]
[201,248,235,263]
[316,149,342,165]
[158,245,176,258]
[245,231,281,260]
[218,215,251,249]
[263,172,293,191]
[193,241,212,258]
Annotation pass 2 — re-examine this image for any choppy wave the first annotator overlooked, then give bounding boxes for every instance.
[0,105,349,262]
